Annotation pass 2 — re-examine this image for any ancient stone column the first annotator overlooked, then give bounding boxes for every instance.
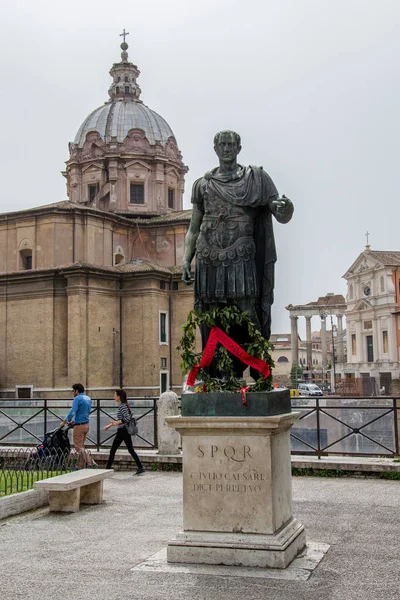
[290,315,299,367]
[321,316,328,368]
[305,316,312,369]
[337,314,344,363]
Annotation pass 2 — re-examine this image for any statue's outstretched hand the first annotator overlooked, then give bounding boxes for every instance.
[182,261,193,285]
[271,195,294,222]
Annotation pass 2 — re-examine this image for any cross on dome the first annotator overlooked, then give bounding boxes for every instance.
[120,29,129,43]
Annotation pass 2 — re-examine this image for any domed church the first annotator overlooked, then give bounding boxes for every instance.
[0,34,193,399]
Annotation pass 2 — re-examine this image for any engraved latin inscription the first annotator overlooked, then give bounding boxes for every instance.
[197,445,252,462]
[190,444,265,493]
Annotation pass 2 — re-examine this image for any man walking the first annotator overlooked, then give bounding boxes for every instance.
[60,383,97,468]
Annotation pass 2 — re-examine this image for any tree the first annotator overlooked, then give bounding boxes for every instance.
[290,364,303,387]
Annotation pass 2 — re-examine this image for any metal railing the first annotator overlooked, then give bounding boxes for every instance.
[1,396,399,459]
[0,448,78,497]
[290,397,399,458]
[0,397,158,450]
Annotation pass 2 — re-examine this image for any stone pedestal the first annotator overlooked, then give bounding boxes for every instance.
[165,403,306,569]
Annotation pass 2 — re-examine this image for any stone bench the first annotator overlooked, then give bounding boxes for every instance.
[34,469,114,513]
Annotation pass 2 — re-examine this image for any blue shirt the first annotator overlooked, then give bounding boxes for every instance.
[66,393,92,425]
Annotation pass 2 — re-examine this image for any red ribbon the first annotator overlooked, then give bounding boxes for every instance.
[239,385,250,406]
[187,326,271,387]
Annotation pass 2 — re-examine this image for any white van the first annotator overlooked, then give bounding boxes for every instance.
[298,383,323,397]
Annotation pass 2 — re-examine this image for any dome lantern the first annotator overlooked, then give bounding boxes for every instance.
[108,30,142,102]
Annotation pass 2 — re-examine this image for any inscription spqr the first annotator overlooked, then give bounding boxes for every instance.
[183,436,275,533]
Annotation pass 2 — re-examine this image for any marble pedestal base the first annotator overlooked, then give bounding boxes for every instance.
[165,410,306,569]
[168,517,305,569]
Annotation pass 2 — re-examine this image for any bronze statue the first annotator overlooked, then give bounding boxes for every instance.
[182,130,293,378]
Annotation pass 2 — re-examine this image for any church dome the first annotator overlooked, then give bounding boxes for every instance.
[74,100,175,147]
[72,31,177,150]
[65,32,187,215]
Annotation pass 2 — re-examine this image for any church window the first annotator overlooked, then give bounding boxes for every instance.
[172,281,178,291]
[124,76,128,82]
[125,86,129,94]
[116,86,120,94]
[351,334,356,355]
[16,386,33,398]
[277,356,289,363]
[366,335,374,362]
[130,183,144,204]
[160,372,168,393]
[20,249,32,270]
[117,77,121,82]
[160,280,166,290]
[382,330,388,353]
[380,277,385,292]
[168,188,175,209]
[88,183,99,203]
[160,312,168,344]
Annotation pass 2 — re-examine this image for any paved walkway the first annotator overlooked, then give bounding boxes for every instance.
[0,472,399,600]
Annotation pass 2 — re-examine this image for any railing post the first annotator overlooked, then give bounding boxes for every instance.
[154,398,158,450]
[96,398,101,452]
[394,398,399,456]
[44,398,47,437]
[316,398,321,459]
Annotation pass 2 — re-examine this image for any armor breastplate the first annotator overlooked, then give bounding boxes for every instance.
[196,187,257,266]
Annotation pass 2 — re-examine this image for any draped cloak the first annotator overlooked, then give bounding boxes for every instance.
[191,165,291,340]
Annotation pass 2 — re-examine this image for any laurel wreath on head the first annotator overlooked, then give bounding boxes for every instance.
[177,305,274,393]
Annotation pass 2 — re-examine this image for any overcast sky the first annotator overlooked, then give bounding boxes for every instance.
[1,0,399,336]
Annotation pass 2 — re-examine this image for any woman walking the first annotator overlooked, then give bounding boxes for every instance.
[104,389,145,474]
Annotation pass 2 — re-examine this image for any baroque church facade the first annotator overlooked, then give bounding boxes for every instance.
[336,247,400,394]
[0,37,193,398]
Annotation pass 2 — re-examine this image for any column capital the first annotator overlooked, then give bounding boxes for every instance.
[290,314,298,321]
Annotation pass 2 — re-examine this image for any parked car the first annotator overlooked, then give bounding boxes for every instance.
[298,383,323,397]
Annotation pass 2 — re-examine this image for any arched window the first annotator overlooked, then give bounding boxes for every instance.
[20,249,32,270]
[114,246,125,266]
[116,86,120,94]
[277,356,289,363]
[18,239,34,270]
[380,276,385,292]
[124,76,128,82]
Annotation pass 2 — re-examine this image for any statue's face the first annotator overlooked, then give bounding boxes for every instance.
[214,133,241,163]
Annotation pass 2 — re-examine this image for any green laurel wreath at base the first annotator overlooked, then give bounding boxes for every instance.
[177,305,275,393]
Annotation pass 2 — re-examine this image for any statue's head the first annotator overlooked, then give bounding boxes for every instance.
[214,130,241,163]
